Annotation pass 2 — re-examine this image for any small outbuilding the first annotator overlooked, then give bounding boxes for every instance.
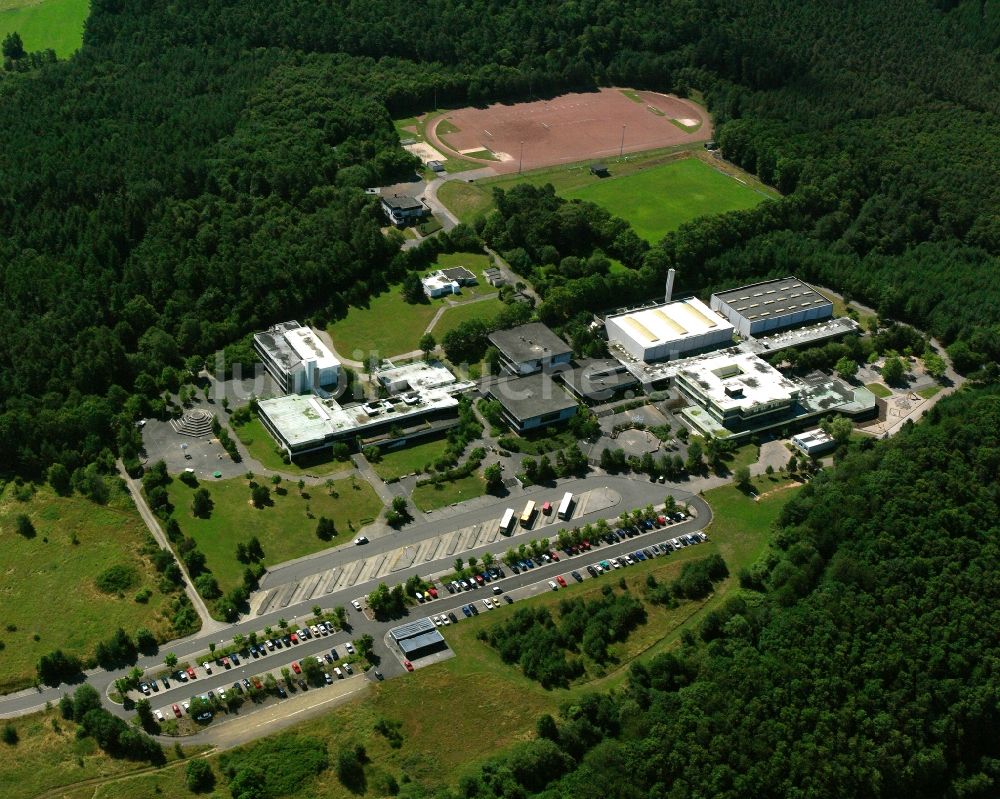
[589,162,609,177]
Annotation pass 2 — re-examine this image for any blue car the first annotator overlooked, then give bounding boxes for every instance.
[462,605,472,618]
[633,551,646,561]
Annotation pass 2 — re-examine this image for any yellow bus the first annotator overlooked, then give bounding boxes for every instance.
[520,500,536,527]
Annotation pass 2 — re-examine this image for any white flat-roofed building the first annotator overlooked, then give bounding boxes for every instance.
[253,321,341,395]
[375,360,473,395]
[791,428,836,456]
[710,277,833,338]
[605,297,734,362]
[257,385,466,456]
[674,351,800,433]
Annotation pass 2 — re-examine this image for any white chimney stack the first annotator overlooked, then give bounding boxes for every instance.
[665,268,676,303]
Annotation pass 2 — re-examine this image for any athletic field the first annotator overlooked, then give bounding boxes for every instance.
[562,157,770,242]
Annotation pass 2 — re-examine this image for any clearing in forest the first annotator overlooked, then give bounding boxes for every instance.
[0,0,90,57]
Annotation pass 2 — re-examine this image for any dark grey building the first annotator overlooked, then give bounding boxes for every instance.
[486,372,579,434]
[488,323,573,375]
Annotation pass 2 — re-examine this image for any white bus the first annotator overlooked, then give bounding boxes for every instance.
[557,492,574,520]
[520,500,536,527]
[499,508,516,535]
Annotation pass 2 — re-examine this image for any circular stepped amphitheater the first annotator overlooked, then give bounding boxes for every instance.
[170,409,215,437]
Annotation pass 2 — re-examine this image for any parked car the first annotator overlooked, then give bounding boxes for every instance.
[345,642,355,654]
[352,599,362,611]
[571,570,583,582]
[354,536,369,545]
[403,660,414,672]
[161,676,170,689]
[549,580,558,591]
[290,633,299,644]
[587,565,599,577]
[329,647,338,659]
[343,662,353,674]
[276,686,287,698]
[462,605,472,617]
[172,703,182,718]
[139,683,150,695]
[222,657,230,669]
[324,673,333,684]
[291,661,301,674]
[483,598,493,609]
[374,669,384,681]
[242,678,251,690]
[324,653,334,663]
[427,586,438,599]
[556,575,567,587]
[231,653,240,666]
[186,666,197,679]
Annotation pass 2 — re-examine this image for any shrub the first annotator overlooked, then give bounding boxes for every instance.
[95,564,139,594]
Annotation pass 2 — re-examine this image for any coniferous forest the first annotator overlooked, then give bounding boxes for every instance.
[0,4,998,795]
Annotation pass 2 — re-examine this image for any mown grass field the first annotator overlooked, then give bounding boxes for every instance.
[433,297,506,339]
[327,252,496,358]
[0,480,798,799]
[561,157,769,242]
[165,475,382,594]
[0,0,89,57]
[0,484,176,692]
[371,437,451,481]
[439,153,775,239]
[411,472,487,511]
[866,382,892,398]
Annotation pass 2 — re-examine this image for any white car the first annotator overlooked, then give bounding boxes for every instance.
[442,614,451,625]
[310,625,320,637]
[343,662,353,674]
[154,709,164,722]
[345,642,355,654]
[483,598,493,609]
[352,599,362,611]
[204,662,213,674]
[549,580,558,590]
[354,536,368,545]
[433,615,443,626]
[182,701,190,713]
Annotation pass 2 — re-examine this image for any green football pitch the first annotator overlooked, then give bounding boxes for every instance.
[561,157,769,243]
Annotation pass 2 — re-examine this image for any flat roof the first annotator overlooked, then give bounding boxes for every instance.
[398,630,446,654]
[283,326,339,371]
[389,617,436,642]
[677,351,799,413]
[488,372,578,422]
[254,321,339,373]
[792,428,833,447]
[258,387,459,448]
[607,297,733,348]
[376,360,472,393]
[382,194,424,210]
[488,323,571,364]
[439,266,476,282]
[558,359,638,399]
[712,277,832,322]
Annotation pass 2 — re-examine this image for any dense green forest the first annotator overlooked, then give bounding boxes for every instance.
[403,388,1000,799]
[0,0,998,478]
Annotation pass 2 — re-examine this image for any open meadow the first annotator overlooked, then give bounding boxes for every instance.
[0,483,178,692]
[165,474,382,594]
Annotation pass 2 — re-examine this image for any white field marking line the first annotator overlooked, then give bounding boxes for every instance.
[483,129,493,137]
[244,683,366,731]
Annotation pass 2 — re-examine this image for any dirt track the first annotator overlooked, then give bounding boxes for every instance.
[428,87,711,173]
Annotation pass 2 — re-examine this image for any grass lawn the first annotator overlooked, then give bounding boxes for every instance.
[328,252,495,358]
[0,0,89,57]
[0,484,179,693]
[726,443,760,474]
[433,298,505,339]
[439,154,772,240]
[561,158,767,242]
[412,472,487,511]
[917,385,942,399]
[865,382,893,398]
[165,475,382,595]
[371,437,452,480]
[232,416,352,477]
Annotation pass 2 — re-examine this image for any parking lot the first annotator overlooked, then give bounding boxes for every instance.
[253,486,618,616]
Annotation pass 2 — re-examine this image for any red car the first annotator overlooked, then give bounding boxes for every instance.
[581,540,591,550]
[403,660,414,672]
[186,666,197,679]
[222,657,230,669]
[542,501,552,515]
[426,586,438,599]
[474,574,484,585]
[549,551,560,562]
[291,661,301,674]
[556,575,567,587]
[172,703,182,718]
[290,632,299,644]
